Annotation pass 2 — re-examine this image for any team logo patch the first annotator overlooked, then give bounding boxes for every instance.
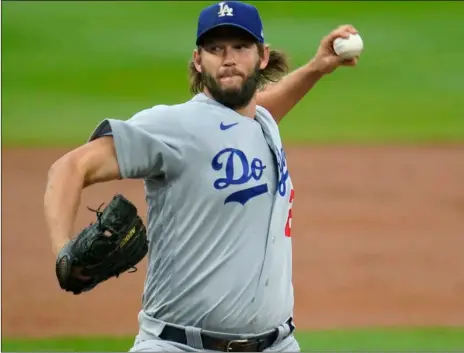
[212,148,267,205]
[217,2,233,17]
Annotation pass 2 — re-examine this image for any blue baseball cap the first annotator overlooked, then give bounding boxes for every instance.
[196,1,264,46]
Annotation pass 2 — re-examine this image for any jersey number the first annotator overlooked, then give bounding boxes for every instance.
[285,189,295,237]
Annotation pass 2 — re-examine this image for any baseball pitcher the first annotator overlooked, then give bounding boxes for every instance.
[44,1,358,351]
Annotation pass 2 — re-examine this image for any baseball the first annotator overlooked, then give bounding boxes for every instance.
[333,33,364,60]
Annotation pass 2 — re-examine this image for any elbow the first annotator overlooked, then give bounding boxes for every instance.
[47,153,87,189]
[48,153,74,177]
[47,156,66,183]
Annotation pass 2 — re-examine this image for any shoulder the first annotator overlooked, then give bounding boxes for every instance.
[129,102,185,123]
[88,99,197,142]
[127,98,204,126]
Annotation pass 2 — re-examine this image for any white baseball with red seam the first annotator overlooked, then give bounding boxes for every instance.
[333,33,364,60]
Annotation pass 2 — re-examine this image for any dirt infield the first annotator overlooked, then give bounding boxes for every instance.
[3,146,464,338]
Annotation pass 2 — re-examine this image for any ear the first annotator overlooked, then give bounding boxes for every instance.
[259,44,270,70]
[193,48,202,73]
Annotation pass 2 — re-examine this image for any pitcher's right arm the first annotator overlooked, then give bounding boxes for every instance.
[44,136,121,256]
[45,107,187,257]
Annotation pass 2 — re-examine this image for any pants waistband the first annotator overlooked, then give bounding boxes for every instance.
[137,311,295,348]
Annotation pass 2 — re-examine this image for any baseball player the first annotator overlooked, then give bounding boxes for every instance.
[44,1,358,351]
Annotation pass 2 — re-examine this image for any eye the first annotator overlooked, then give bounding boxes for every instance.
[207,45,222,53]
[234,44,248,51]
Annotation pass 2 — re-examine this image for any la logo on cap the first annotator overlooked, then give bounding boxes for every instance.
[218,2,234,17]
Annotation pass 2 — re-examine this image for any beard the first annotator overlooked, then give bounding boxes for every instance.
[201,63,261,110]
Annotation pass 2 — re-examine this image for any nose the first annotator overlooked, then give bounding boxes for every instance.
[222,46,236,66]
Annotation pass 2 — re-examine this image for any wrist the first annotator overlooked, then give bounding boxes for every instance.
[52,236,70,256]
[304,58,327,79]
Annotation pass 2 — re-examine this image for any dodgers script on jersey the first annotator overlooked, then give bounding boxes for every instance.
[88,93,295,336]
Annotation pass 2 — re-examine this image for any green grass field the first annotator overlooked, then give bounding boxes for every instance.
[3,1,464,146]
[4,328,464,352]
[3,1,464,351]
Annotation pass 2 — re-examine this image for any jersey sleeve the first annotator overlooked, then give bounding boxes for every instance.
[87,106,185,180]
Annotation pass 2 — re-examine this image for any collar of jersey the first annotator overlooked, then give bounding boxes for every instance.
[191,93,263,126]
[191,93,217,105]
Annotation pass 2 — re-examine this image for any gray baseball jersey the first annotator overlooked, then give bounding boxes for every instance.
[88,93,295,335]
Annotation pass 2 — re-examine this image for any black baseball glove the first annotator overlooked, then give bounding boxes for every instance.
[55,194,149,295]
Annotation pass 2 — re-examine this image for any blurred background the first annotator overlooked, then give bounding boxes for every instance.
[2,1,464,352]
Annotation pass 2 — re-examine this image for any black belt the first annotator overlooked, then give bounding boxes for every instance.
[159,320,293,352]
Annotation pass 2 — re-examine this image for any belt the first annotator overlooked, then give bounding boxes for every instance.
[159,320,293,352]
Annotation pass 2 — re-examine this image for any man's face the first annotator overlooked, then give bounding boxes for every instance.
[194,27,267,110]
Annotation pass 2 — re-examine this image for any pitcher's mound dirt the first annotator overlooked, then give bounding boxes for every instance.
[3,146,464,338]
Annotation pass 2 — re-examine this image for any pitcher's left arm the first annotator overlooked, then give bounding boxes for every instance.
[257,61,324,124]
[257,24,359,124]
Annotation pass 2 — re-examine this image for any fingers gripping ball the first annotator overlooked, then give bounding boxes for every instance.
[333,33,364,60]
[56,194,149,295]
